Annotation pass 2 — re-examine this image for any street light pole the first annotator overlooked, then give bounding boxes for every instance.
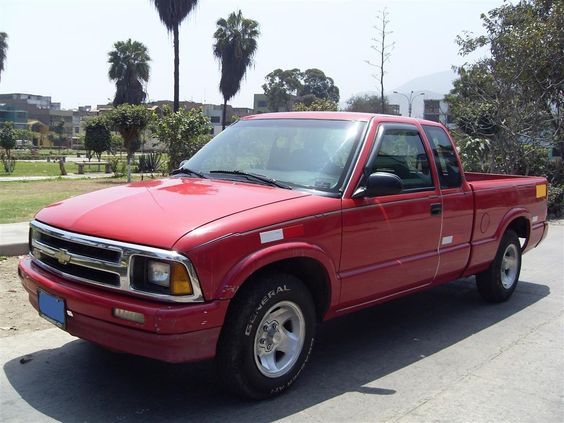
[393,90,425,117]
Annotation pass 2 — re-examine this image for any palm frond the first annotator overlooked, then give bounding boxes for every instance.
[0,32,8,79]
[150,0,198,31]
[213,10,260,102]
[107,39,151,105]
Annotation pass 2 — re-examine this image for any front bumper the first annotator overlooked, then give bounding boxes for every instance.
[19,256,229,363]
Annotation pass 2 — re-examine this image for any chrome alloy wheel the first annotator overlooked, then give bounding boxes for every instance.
[253,301,306,378]
[500,243,519,289]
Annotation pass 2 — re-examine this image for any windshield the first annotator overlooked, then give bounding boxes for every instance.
[183,119,367,194]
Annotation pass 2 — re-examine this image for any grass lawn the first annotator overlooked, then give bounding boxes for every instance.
[1,161,80,177]
[0,178,133,223]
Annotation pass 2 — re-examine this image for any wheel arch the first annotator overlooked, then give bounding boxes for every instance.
[496,209,531,251]
[216,242,338,321]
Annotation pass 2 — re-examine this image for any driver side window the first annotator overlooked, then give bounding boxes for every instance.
[369,128,434,191]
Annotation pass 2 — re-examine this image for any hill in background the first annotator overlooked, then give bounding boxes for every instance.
[351,70,457,118]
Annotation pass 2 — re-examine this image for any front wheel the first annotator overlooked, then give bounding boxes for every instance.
[217,273,316,399]
[476,229,522,302]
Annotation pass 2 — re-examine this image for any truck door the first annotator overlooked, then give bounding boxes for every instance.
[339,123,442,308]
[422,125,473,283]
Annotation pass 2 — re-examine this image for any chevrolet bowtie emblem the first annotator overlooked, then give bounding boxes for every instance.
[54,249,71,265]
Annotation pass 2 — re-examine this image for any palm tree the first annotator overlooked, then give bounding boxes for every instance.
[108,39,151,106]
[213,10,260,130]
[151,0,198,112]
[0,32,8,82]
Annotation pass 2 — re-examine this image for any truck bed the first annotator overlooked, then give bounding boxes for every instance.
[463,172,548,276]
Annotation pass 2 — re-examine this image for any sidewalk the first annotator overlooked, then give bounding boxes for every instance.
[0,173,114,182]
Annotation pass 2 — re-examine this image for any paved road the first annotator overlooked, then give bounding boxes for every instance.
[1,225,563,422]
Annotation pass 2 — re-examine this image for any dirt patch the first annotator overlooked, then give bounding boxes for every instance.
[0,256,52,337]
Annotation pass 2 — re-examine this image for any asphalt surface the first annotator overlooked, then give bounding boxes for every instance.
[1,224,563,422]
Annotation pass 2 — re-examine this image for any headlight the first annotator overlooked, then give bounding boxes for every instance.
[147,260,170,287]
[133,257,194,296]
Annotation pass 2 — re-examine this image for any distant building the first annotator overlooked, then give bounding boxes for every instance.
[0,104,28,130]
[423,99,453,127]
[0,93,103,147]
[202,103,224,135]
[253,94,269,113]
[0,93,53,109]
[72,106,97,144]
[386,104,400,116]
[28,120,50,147]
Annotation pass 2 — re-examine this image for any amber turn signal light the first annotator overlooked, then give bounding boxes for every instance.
[170,262,193,295]
[536,184,547,198]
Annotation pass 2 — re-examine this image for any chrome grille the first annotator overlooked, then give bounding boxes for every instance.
[29,220,203,303]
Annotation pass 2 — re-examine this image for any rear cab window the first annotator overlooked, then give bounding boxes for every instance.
[422,125,462,189]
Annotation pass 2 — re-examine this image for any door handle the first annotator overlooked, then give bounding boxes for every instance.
[430,203,442,216]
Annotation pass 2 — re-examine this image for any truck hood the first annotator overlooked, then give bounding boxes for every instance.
[35,178,310,249]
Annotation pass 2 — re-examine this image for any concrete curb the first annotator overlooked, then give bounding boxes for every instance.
[0,243,29,257]
[0,222,30,257]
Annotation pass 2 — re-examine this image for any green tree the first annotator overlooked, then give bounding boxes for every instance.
[151,0,199,112]
[293,99,338,111]
[84,117,112,161]
[110,133,124,155]
[446,0,563,175]
[262,68,340,112]
[345,94,391,113]
[0,122,16,173]
[151,106,212,171]
[213,10,260,130]
[299,69,339,104]
[262,68,302,112]
[108,39,151,106]
[107,104,153,182]
[14,128,32,142]
[0,32,7,82]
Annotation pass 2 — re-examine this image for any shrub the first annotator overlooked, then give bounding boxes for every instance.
[84,116,112,161]
[109,157,127,177]
[548,184,564,219]
[137,152,164,174]
[150,107,212,171]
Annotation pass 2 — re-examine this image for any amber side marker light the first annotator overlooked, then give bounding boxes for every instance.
[170,262,193,295]
[113,308,145,324]
[536,184,547,198]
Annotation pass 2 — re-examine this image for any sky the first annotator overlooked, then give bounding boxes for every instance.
[0,0,503,110]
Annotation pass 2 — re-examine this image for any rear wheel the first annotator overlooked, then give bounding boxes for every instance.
[217,273,316,399]
[476,229,522,302]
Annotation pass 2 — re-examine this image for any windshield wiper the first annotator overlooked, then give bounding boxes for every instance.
[170,167,207,179]
[209,170,292,189]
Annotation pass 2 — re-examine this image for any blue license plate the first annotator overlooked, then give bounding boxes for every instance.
[38,289,66,328]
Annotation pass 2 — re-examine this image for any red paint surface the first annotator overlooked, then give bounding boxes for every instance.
[19,112,548,363]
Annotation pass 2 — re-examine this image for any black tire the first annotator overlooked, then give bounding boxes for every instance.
[217,273,316,399]
[476,229,522,302]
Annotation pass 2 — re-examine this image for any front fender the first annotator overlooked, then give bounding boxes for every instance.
[215,241,340,311]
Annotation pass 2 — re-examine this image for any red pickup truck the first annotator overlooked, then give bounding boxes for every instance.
[19,112,548,398]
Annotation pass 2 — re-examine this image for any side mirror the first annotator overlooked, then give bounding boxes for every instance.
[359,172,403,197]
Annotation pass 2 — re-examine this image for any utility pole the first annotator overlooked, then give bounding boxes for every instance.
[393,90,425,117]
